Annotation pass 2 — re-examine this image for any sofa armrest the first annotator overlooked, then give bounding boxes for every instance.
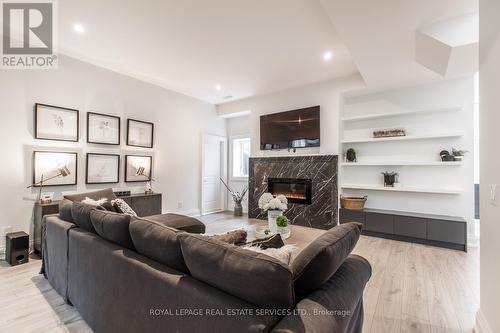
[42,215,76,302]
[271,255,372,333]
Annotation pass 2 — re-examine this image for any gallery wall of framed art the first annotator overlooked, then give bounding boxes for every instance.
[30,102,156,188]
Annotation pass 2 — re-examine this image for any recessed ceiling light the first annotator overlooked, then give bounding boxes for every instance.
[215,84,222,91]
[73,23,85,34]
[323,51,333,61]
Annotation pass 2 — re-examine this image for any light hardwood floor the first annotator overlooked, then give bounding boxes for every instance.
[0,212,479,333]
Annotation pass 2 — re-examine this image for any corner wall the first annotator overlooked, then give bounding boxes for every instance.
[0,55,226,252]
[477,0,500,332]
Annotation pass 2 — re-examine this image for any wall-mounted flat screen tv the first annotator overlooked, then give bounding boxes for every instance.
[260,106,320,150]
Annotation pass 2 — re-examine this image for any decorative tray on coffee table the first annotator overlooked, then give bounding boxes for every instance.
[254,225,291,240]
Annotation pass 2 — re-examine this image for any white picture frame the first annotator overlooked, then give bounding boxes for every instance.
[86,153,120,184]
[87,112,120,145]
[35,103,79,142]
[33,151,78,186]
[125,155,152,182]
[127,119,154,148]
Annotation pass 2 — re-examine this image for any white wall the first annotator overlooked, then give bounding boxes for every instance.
[217,74,365,157]
[226,115,251,212]
[0,55,226,252]
[477,0,500,332]
[340,77,475,238]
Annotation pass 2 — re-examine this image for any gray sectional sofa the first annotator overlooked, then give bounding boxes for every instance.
[42,189,372,333]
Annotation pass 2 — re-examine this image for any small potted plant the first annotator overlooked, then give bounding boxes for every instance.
[451,148,469,161]
[276,215,289,236]
[258,193,288,233]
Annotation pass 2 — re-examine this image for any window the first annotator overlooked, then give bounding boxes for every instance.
[232,137,251,178]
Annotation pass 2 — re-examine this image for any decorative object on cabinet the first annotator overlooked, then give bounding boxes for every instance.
[345,148,357,162]
[340,195,367,210]
[35,103,79,142]
[220,177,248,216]
[31,151,77,194]
[382,172,398,187]
[373,128,406,138]
[86,153,120,184]
[87,112,121,145]
[135,165,155,194]
[125,155,152,183]
[127,119,154,148]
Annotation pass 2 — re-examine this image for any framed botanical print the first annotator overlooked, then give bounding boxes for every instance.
[33,151,78,186]
[86,153,120,184]
[127,119,154,148]
[35,103,79,142]
[87,112,121,145]
[125,155,152,182]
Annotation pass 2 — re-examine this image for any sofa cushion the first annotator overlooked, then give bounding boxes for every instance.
[71,202,105,233]
[179,233,295,309]
[146,213,205,234]
[64,188,117,202]
[291,222,362,298]
[129,217,188,273]
[59,199,74,223]
[90,209,135,250]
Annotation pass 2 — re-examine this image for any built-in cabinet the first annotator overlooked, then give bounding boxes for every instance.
[339,208,467,251]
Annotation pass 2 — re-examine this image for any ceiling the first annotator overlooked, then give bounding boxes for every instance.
[58,0,358,104]
[320,0,478,90]
[58,0,478,105]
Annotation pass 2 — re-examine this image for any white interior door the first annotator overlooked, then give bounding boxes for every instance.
[202,134,227,215]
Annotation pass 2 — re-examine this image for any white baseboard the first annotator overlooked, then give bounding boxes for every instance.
[475,309,493,333]
[177,209,201,217]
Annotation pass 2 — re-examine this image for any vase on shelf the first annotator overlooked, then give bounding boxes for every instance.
[267,209,282,233]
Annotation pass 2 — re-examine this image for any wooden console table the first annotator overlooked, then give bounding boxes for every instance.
[33,193,162,253]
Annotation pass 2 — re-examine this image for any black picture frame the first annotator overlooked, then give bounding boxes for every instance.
[124,155,153,182]
[35,103,79,142]
[87,112,121,145]
[85,153,120,184]
[126,119,154,148]
[32,151,78,187]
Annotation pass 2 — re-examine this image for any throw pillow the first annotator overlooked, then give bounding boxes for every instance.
[179,233,295,309]
[71,201,105,233]
[245,233,284,249]
[291,222,362,299]
[58,199,74,223]
[206,229,247,245]
[241,244,297,265]
[81,197,117,212]
[90,209,135,250]
[129,217,188,273]
[112,198,137,217]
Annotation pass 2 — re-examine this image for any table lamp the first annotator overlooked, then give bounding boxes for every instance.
[136,166,155,195]
[27,166,71,203]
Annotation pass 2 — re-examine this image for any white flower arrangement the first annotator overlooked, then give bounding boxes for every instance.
[258,192,288,211]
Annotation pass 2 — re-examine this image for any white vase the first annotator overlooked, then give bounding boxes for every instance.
[267,210,282,233]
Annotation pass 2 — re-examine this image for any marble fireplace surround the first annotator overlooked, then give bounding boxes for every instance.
[248,155,338,230]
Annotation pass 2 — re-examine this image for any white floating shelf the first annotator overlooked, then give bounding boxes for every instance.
[341,184,463,194]
[340,161,463,167]
[341,105,462,122]
[341,133,462,144]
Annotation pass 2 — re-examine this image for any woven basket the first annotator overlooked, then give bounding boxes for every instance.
[340,195,367,210]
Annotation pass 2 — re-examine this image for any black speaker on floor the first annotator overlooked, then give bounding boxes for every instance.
[6,231,29,266]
